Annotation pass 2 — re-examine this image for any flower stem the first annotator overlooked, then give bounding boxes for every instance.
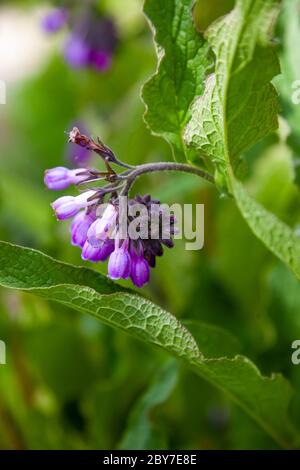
[120,162,215,195]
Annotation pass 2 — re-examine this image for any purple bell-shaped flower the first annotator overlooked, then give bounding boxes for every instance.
[108,239,131,280]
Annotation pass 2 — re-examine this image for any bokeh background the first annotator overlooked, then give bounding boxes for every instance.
[0,0,300,450]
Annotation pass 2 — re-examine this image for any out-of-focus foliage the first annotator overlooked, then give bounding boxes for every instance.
[1,0,300,451]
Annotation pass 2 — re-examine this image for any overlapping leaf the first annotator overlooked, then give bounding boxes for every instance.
[183,1,300,286]
[142,0,210,162]
[185,0,280,181]
[277,0,300,184]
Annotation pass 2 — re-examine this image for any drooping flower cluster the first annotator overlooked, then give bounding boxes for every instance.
[42,5,118,72]
[44,128,176,288]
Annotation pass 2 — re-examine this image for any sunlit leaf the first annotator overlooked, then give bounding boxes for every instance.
[185,0,280,186]
[142,0,210,162]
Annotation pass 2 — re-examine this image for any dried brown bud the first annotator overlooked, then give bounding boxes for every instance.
[68,127,117,165]
[68,127,91,148]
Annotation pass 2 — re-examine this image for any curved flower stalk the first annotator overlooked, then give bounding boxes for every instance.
[42,3,118,72]
[45,128,214,288]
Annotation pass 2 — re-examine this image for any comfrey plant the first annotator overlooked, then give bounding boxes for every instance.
[3,0,300,449]
[45,128,214,288]
[42,4,118,72]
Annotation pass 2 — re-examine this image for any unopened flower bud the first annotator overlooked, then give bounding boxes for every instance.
[51,190,97,220]
[44,167,87,190]
[108,240,131,280]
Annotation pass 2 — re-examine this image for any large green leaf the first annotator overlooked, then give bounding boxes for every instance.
[277,0,300,135]
[142,0,210,162]
[184,0,300,288]
[185,0,280,183]
[0,242,197,361]
[277,0,300,184]
[0,241,298,447]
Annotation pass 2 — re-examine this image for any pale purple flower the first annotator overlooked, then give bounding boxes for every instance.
[130,254,150,288]
[108,240,131,280]
[64,35,90,68]
[42,8,68,34]
[81,241,102,262]
[45,128,176,289]
[87,204,117,246]
[97,239,115,261]
[81,239,115,262]
[44,8,118,73]
[70,210,96,248]
[51,190,97,220]
[68,143,91,167]
[89,50,112,71]
[44,167,87,190]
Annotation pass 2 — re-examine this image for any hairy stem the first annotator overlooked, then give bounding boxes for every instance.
[120,162,215,195]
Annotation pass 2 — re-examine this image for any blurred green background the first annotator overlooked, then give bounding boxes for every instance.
[0,0,300,450]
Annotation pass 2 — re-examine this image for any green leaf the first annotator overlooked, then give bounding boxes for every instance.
[277,0,300,134]
[190,356,295,448]
[184,0,300,292]
[277,0,300,184]
[231,178,300,281]
[0,241,299,447]
[184,320,242,358]
[0,242,199,361]
[185,0,280,183]
[119,359,179,450]
[142,0,210,162]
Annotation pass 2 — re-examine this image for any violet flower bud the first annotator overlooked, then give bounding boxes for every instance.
[51,190,97,220]
[89,50,112,71]
[64,35,90,68]
[108,240,131,280]
[87,204,117,246]
[42,8,68,34]
[97,239,115,261]
[70,210,96,248]
[44,167,87,190]
[81,239,115,262]
[81,241,101,262]
[130,254,150,288]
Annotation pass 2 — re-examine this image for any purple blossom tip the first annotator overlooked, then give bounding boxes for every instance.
[42,8,68,34]
[108,240,131,280]
[81,241,101,262]
[87,204,117,246]
[64,36,90,69]
[130,255,150,288]
[81,239,115,262]
[51,190,97,220]
[89,50,112,72]
[44,167,87,190]
[97,239,115,262]
[51,196,78,220]
[70,210,96,248]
